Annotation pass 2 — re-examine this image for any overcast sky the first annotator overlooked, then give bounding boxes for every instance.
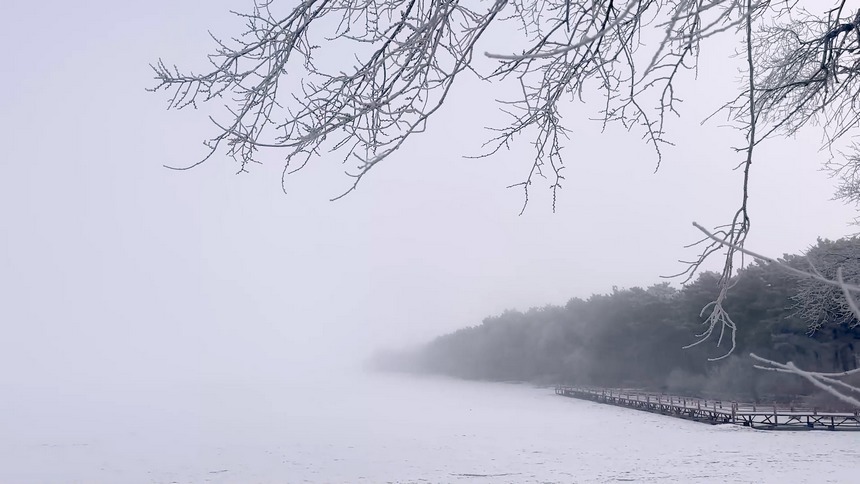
[1,0,857,391]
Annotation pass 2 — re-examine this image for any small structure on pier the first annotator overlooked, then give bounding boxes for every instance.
[555,386,860,431]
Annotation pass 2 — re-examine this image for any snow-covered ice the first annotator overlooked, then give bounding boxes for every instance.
[2,371,857,483]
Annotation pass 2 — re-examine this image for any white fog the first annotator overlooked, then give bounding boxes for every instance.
[2,0,860,483]
[3,372,858,483]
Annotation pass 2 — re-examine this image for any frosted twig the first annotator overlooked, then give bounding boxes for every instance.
[692,222,860,293]
[751,353,860,408]
[484,0,641,60]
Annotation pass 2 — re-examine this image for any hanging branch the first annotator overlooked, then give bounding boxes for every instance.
[693,222,860,407]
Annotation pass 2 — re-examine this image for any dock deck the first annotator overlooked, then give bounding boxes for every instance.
[555,386,860,430]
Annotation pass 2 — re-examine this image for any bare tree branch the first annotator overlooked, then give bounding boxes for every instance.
[751,353,860,408]
[690,221,860,407]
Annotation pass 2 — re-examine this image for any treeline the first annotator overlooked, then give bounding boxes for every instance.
[374,239,860,406]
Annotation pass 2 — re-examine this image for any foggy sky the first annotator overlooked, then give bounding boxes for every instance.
[1,0,857,390]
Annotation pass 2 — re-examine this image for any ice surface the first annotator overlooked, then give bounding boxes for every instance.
[2,372,857,483]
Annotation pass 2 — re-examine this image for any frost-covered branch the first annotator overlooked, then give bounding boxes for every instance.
[478,0,753,212]
[149,0,785,207]
[690,222,860,407]
[667,3,860,356]
[151,0,508,197]
[751,353,860,408]
[691,222,860,294]
[792,239,860,332]
[673,0,760,360]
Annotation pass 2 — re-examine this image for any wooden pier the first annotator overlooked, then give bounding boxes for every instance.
[555,386,860,431]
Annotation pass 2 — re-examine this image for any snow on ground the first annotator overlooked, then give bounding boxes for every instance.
[2,371,857,483]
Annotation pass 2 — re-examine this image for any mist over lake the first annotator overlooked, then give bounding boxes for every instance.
[3,369,857,484]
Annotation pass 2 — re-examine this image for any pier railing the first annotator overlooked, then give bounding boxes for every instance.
[555,386,860,431]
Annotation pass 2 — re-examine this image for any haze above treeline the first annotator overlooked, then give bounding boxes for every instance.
[373,237,860,408]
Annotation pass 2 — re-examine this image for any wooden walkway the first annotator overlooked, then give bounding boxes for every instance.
[555,386,860,431]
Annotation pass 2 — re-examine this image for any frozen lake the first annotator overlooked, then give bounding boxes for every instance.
[2,371,858,483]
